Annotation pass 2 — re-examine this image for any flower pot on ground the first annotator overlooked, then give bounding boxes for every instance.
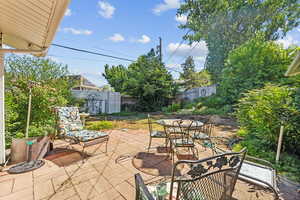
[10,136,51,164]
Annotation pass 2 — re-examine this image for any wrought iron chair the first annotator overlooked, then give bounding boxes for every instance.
[55,107,109,158]
[191,122,215,154]
[214,147,279,199]
[169,120,199,162]
[147,114,167,151]
[135,149,247,200]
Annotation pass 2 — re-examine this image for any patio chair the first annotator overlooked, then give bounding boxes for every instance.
[214,147,279,199]
[191,122,215,154]
[135,149,247,200]
[147,114,168,151]
[55,107,109,158]
[169,120,199,163]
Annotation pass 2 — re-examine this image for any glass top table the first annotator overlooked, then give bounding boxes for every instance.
[156,119,204,128]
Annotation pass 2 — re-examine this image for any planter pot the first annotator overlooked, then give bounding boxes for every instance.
[10,136,50,164]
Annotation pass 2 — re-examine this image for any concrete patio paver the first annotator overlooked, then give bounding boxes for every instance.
[0,129,276,200]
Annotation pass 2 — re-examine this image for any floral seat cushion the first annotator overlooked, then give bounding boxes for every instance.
[150,130,167,138]
[147,181,206,200]
[146,182,177,200]
[57,107,83,133]
[191,133,209,140]
[66,130,108,142]
[171,138,194,147]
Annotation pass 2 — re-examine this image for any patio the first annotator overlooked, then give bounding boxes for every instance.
[0,128,275,200]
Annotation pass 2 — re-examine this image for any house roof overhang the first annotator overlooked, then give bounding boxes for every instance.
[0,0,70,56]
[285,51,300,76]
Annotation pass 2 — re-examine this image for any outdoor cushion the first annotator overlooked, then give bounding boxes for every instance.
[167,127,182,133]
[171,138,194,147]
[66,130,108,142]
[57,107,83,132]
[239,161,276,189]
[147,182,178,200]
[150,130,166,138]
[192,132,209,140]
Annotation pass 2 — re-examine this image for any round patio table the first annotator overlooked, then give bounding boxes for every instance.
[156,119,203,128]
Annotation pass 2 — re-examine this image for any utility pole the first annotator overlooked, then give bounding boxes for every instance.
[156,37,162,64]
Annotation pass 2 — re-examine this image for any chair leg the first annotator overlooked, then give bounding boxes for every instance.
[148,137,152,152]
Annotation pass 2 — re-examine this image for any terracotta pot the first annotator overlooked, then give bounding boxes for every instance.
[10,136,50,164]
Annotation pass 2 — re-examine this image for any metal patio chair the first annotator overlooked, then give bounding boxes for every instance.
[169,120,199,162]
[147,114,168,151]
[214,147,279,199]
[191,122,215,154]
[55,107,109,158]
[135,149,247,200]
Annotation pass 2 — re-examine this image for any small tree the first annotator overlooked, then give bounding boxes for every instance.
[103,49,176,111]
[5,55,74,147]
[180,56,211,90]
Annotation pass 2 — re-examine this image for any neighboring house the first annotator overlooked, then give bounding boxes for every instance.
[69,75,121,115]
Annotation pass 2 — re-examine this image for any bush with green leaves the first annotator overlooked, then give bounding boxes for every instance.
[236,84,300,155]
[219,37,298,105]
[162,103,181,113]
[5,55,74,147]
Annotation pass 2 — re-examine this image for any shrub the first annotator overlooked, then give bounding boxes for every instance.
[236,84,300,155]
[219,37,297,105]
[5,55,74,148]
[86,121,114,130]
[162,103,181,113]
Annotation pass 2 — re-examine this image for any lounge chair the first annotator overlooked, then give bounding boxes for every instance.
[215,147,279,199]
[55,107,109,158]
[135,149,247,200]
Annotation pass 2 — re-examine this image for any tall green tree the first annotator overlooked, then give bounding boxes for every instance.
[178,0,300,81]
[218,37,299,105]
[180,56,196,80]
[103,49,175,111]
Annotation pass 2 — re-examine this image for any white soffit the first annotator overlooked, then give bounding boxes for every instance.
[286,51,300,76]
[0,0,70,56]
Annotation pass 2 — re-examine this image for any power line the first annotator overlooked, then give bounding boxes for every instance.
[51,43,135,62]
[165,30,191,63]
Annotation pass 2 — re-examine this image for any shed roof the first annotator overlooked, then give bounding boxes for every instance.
[0,0,70,56]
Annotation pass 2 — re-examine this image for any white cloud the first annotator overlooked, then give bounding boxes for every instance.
[47,56,60,63]
[276,35,298,49]
[167,41,208,59]
[137,35,151,44]
[109,33,125,42]
[153,0,181,15]
[65,8,72,16]
[175,15,187,24]
[98,1,115,19]
[63,27,93,35]
[166,63,180,68]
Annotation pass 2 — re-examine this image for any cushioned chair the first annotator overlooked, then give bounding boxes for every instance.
[56,107,109,157]
[147,114,167,151]
[215,147,279,199]
[135,149,247,200]
[169,120,199,163]
[191,122,215,154]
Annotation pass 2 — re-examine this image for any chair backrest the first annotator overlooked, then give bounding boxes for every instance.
[147,114,153,134]
[174,120,198,143]
[170,149,247,200]
[56,107,83,135]
[135,173,155,200]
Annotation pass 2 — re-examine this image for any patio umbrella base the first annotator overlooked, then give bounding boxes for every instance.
[8,160,45,174]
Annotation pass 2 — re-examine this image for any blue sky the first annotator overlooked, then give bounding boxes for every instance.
[47,0,300,86]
